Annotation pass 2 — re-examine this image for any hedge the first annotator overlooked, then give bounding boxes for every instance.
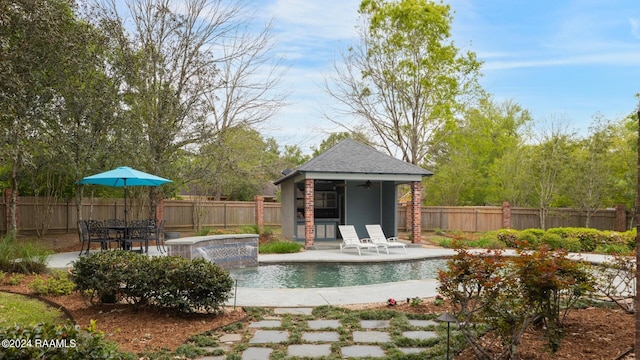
[72,251,233,313]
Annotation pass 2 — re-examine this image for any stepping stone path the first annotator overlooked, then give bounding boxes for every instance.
[193,308,445,359]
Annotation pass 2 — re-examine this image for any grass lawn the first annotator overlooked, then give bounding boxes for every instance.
[0,292,68,328]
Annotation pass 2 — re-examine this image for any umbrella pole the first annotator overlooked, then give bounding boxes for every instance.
[124,180,128,250]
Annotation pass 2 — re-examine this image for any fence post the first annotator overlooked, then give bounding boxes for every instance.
[254,195,264,231]
[502,201,511,229]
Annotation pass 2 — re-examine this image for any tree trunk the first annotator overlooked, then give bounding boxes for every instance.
[7,167,19,239]
[635,104,640,359]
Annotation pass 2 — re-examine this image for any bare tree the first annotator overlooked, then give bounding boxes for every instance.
[87,0,286,216]
[530,119,576,229]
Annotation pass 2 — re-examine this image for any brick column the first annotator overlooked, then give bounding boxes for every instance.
[155,198,165,222]
[304,179,315,248]
[502,201,512,229]
[405,203,411,232]
[411,181,421,244]
[615,204,627,232]
[254,195,264,231]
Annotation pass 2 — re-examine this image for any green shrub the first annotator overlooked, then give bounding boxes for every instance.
[559,236,583,253]
[573,228,600,252]
[72,250,146,305]
[410,297,422,306]
[0,321,125,359]
[29,270,75,296]
[621,229,637,250]
[72,251,233,313]
[546,228,573,239]
[517,229,545,249]
[259,241,303,254]
[7,273,24,285]
[151,257,233,314]
[546,228,599,252]
[195,228,211,236]
[468,237,505,249]
[495,229,519,248]
[541,233,563,250]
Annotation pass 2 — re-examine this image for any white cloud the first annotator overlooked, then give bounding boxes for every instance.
[483,50,640,71]
[631,18,640,39]
[265,0,360,41]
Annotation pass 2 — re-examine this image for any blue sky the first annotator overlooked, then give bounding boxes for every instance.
[255,0,640,152]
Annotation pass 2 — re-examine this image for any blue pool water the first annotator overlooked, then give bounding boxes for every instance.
[228,259,448,288]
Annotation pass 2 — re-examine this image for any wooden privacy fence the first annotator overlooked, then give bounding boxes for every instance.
[0,192,632,234]
[397,204,631,232]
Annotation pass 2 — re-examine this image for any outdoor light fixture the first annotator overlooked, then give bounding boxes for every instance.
[232,275,243,310]
[437,312,457,360]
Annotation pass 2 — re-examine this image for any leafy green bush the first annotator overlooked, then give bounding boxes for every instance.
[467,237,505,249]
[541,232,563,250]
[72,251,233,313]
[559,236,583,253]
[152,257,233,314]
[621,229,637,250]
[72,250,145,304]
[572,228,600,252]
[259,241,303,254]
[29,270,75,296]
[6,273,24,285]
[195,228,211,236]
[495,229,519,248]
[546,227,599,252]
[517,228,545,249]
[0,321,127,359]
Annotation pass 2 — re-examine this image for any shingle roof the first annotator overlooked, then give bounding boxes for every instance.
[274,139,432,184]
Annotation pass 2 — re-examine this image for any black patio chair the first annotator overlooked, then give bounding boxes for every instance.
[83,219,117,255]
[145,219,166,253]
[122,219,150,253]
[77,220,89,256]
[104,218,125,242]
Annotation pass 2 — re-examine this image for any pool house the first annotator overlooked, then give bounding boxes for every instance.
[274,139,433,248]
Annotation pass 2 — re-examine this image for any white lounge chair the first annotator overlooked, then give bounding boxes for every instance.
[365,224,407,253]
[338,225,385,255]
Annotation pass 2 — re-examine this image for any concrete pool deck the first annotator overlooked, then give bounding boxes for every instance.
[46,245,614,308]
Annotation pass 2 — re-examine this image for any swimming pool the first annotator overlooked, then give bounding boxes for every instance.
[228,258,448,288]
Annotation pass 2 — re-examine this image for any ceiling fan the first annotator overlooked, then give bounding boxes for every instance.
[356,180,378,189]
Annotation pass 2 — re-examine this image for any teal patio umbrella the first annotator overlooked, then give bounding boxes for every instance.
[78,166,172,227]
